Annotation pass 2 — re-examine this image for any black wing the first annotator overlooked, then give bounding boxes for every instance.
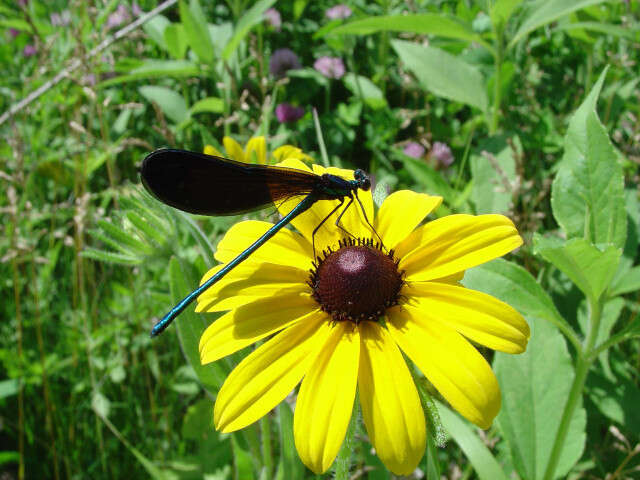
[140,149,320,215]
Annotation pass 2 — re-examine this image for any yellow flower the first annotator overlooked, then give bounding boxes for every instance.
[204,136,312,165]
[197,159,530,475]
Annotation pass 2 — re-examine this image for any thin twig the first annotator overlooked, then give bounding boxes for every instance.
[0,0,178,126]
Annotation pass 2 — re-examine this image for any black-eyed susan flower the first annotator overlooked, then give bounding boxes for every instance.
[204,136,312,165]
[196,159,530,475]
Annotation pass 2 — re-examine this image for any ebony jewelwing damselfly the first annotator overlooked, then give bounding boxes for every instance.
[141,149,372,337]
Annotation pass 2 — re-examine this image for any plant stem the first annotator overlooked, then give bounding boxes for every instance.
[334,400,358,480]
[542,297,602,480]
[260,416,273,478]
[490,25,503,134]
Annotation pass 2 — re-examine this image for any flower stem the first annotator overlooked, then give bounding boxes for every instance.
[260,416,273,478]
[489,25,503,134]
[542,297,602,480]
[334,400,358,480]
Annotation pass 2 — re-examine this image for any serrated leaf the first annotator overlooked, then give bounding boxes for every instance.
[534,235,621,302]
[551,68,626,249]
[139,85,189,124]
[494,319,586,480]
[392,40,488,112]
[180,0,214,63]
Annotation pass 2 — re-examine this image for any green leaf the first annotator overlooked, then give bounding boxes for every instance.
[436,401,509,480]
[462,258,565,328]
[96,219,151,255]
[142,14,170,50]
[164,23,189,59]
[82,247,141,265]
[494,319,586,480]
[609,265,640,297]
[490,0,523,27]
[534,236,621,302]
[0,379,19,399]
[180,0,214,63]
[470,134,518,214]
[554,21,640,41]
[342,73,387,110]
[0,451,20,466]
[190,96,225,115]
[125,210,168,247]
[222,0,277,60]
[169,257,228,395]
[400,155,454,206]
[509,0,608,47]
[99,60,199,87]
[551,68,626,249]
[139,85,189,124]
[327,14,487,46]
[276,402,305,480]
[587,369,640,434]
[391,40,488,112]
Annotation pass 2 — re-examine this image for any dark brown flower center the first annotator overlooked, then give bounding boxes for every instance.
[309,238,404,323]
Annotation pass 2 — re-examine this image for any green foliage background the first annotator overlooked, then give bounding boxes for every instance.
[1,0,639,479]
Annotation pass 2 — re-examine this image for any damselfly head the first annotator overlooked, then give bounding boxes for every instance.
[354,169,371,191]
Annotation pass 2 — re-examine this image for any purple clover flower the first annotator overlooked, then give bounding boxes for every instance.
[325,5,352,20]
[264,8,281,30]
[275,103,305,123]
[106,5,131,30]
[313,56,345,79]
[431,141,454,167]
[9,28,20,38]
[269,48,301,78]
[132,2,143,16]
[403,142,425,159]
[51,10,71,27]
[23,44,37,57]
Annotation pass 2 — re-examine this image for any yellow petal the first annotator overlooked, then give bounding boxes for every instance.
[398,214,522,281]
[358,322,426,475]
[404,282,530,353]
[214,310,329,432]
[387,305,501,428]
[204,144,224,157]
[273,145,313,163]
[294,322,360,473]
[277,157,314,172]
[196,262,309,312]
[215,220,313,270]
[375,190,442,250]
[245,136,267,164]
[223,136,245,162]
[199,292,316,364]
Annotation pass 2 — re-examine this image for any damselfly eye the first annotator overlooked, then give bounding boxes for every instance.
[354,169,370,190]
